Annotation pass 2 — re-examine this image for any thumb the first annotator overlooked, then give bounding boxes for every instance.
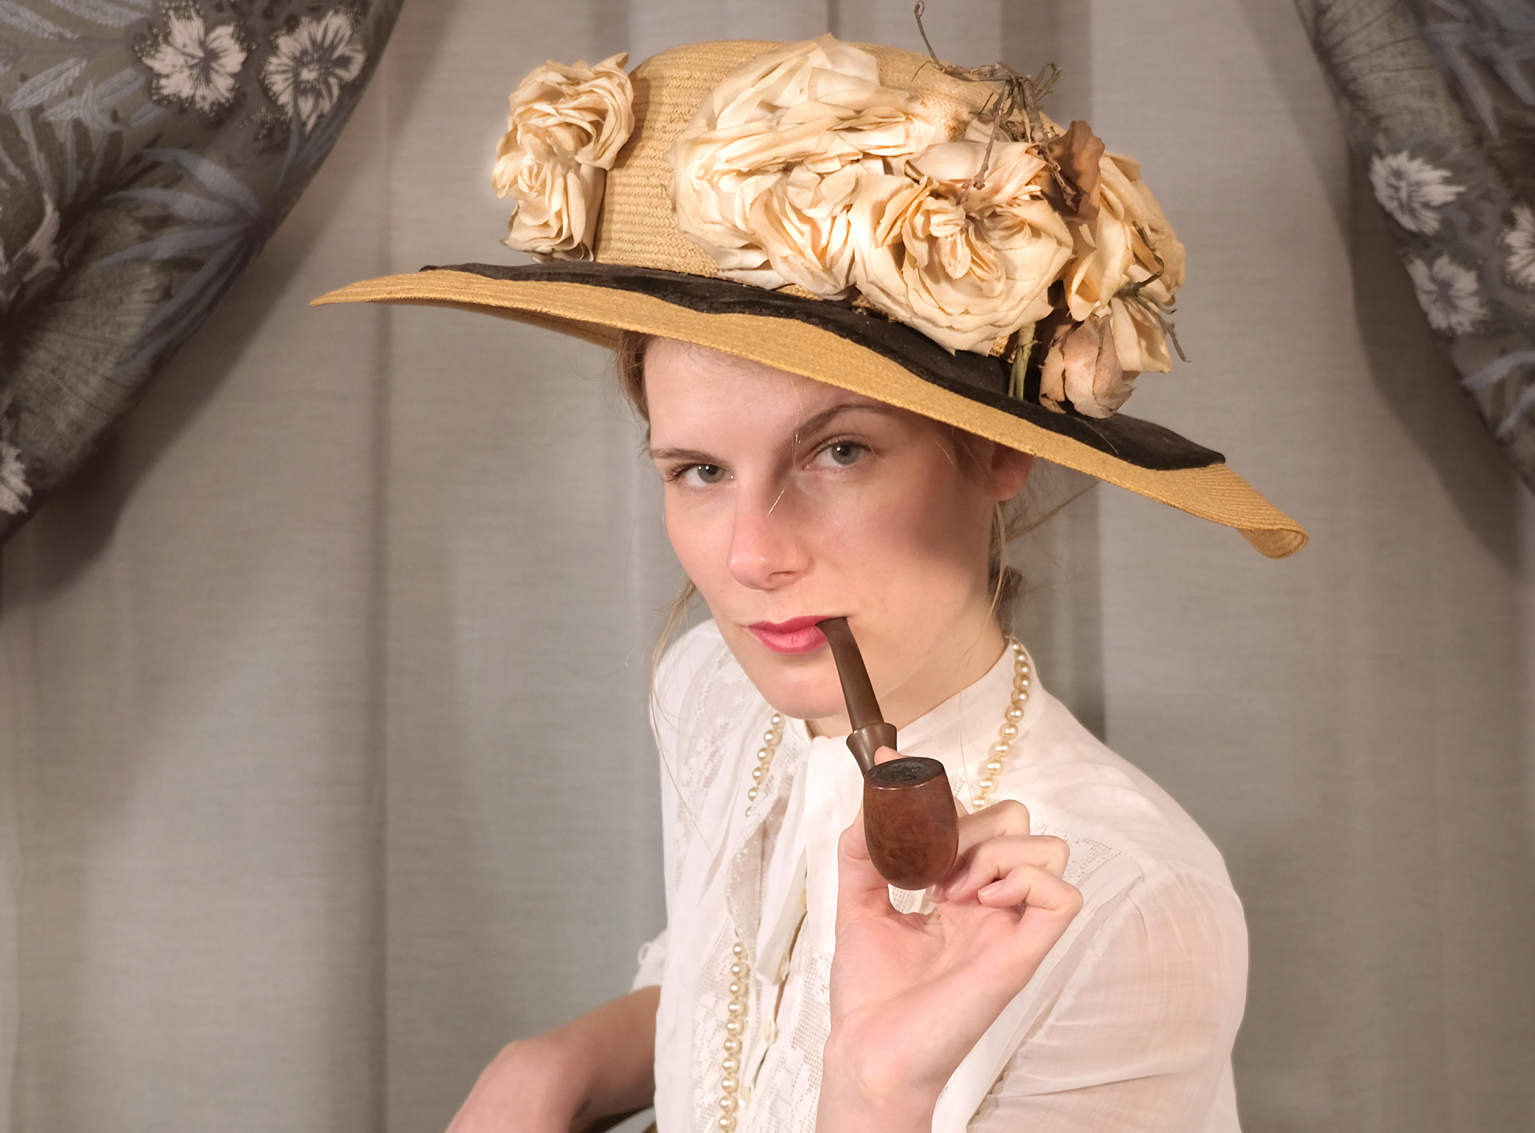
[835,803,899,928]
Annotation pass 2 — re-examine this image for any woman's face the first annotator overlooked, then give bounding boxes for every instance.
[645,339,1031,732]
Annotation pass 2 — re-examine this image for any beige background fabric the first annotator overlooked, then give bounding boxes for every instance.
[1,2,1532,1132]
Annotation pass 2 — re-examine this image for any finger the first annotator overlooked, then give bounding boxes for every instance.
[941,834,1070,903]
[929,799,1034,894]
[1003,871,1084,970]
[834,805,902,927]
[955,798,1033,854]
[974,858,1076,909]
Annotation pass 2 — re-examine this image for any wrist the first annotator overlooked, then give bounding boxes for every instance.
[816,1030,939,1133]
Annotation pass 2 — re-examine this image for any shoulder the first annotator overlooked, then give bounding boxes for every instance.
[652,619,750,731]
[650,619,763,783]
[653,619,732,712]
[1003,689,1238,894]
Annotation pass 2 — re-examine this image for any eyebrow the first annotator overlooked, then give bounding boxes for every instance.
[648,402,895,464]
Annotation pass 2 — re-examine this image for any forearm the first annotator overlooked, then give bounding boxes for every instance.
[446,985,659,1133]
[550,985,660,1126]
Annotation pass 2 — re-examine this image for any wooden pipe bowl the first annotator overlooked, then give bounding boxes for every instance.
[862,756,958,890]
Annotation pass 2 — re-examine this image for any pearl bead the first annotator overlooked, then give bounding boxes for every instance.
[763,729,777,743]
[727,980,742,997]
[723,1036,741,1054]
[727,1001,743,1016]
[719,1114,738,1132]
[721,1077,739,1094]
[719,1094,738,1112]
[964,639,1031,812]
[746,786,758,801]
[729,961,744,978]
[725,1018,742,1035]
[732,942,744,958]
[722,1056,739,1075]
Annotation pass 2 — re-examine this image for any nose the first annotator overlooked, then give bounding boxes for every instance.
[727,480,807,591]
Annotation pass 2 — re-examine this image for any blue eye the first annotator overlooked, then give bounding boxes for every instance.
[822,441,864,467]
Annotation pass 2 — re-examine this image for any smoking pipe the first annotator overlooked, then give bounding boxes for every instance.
[819,617,959,891]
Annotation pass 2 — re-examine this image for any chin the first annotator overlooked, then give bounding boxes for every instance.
[718,627,845,722]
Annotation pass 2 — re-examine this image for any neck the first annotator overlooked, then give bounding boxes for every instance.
[807,616,1008,738]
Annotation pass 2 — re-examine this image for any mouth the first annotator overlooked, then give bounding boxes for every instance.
[746,616,837,655]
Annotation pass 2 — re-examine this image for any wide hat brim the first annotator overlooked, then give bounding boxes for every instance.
[313,260,1308,559]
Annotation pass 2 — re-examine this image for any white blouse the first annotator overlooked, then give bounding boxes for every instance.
[633,622,1247,1133]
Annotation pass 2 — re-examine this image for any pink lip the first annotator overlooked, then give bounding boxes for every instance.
[747,616,836,655]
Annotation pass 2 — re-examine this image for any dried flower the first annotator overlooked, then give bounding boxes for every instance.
[1039,313,1137,418]
[494,52,634,259]
[850,150,1071,354]
[670,36,943,294]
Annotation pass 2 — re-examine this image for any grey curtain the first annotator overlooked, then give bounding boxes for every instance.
[1,2,1531,1132]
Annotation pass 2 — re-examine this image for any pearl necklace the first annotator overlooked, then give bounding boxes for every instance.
[716,639,1030,1132]
[720,711,784,1133]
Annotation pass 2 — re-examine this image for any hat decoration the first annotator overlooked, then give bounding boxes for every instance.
[491,33,1181,422]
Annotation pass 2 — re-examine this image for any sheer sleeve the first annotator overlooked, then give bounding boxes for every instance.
[969,869,1247,1132]
[630,927,668,991]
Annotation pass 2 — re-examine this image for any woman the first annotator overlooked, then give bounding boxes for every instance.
[316,33,1306,1132]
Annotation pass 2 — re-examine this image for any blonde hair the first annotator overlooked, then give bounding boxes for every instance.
[616,330,1034,665]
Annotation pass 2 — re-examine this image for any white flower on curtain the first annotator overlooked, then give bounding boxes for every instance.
[1500,203,1535,290]
[135,5,251,119]
[0,442,29,516]
[1369,151,1464,234]
[261,11,365,132]
[1407,254,1488,334]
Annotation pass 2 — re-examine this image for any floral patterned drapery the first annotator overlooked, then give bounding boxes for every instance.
[1294,0,1535,492]
[0,0,405,541]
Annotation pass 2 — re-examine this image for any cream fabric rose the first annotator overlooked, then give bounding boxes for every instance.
[670,36,944,295]
[1059,150,1186,372]
[849,141,1072,354]
[1038,312,1138,418]
[1108,266,1177,373]
[493,52,634,259]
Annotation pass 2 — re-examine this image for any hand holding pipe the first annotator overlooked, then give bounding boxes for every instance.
[819,618,958,891]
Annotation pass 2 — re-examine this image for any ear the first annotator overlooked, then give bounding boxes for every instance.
[989,446,1033,503]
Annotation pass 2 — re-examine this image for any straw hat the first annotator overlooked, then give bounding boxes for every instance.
[313,36,1307,558]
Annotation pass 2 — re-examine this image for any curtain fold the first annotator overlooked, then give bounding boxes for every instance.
[0,3,1531,1132]
[0,0,406,544]
[1294,0,1535,490]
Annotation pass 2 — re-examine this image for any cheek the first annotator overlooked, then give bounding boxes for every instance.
[831,465,991,594]
[663,496,728,594]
